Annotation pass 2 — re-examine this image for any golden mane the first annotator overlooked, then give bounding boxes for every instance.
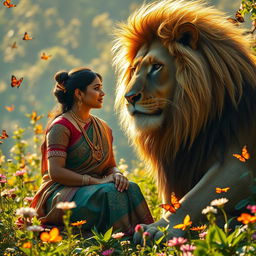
[113,0,256,200]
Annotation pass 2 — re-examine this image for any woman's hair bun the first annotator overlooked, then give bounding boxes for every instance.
[54,71,69,84]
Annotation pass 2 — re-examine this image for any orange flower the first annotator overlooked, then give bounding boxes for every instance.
[71,220,87,226]
[40,227,62,243]
[237,213,256,225]
[173,215,192,230]
[190,225,207,231]
[22,241,32,248]
[215,187,230,193]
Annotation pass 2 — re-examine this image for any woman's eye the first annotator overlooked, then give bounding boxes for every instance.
[150,63,163,74]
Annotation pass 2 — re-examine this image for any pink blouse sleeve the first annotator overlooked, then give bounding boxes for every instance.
[46,123,70,159]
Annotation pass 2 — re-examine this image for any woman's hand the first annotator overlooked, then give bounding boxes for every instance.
[113,172,129,192]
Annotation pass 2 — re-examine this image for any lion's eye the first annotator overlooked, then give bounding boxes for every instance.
[150,63,163,74]
[129,66,137,77]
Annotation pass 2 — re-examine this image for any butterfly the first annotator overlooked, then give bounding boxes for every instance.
[227,11,244,25]
[3,0,16,8]
[233,145,250,162]
[10,42,17,49]
[40,52,52,60]
[23,32,32,40]
[11,75,23,88]
[0,130,9,140]
[173,214,192,230]
[160,192,181,213]
[34,124,44,134]
[216,187,230,193]
[28,111,42,123]
[5,104,15,112]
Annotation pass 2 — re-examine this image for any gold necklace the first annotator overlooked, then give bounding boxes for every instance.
[70,112,103,162]
[70,110,91,125]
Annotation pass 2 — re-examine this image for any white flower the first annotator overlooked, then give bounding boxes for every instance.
[210,198,229,207]
[202,206,217,215]
[56,201,76,210]
[112,232,125,239]
[16,207,37,218]
[27,225,44,232]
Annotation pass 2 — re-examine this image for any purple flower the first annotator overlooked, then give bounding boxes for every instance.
[102,248,114,256]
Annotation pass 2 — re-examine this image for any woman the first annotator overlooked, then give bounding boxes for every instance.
[31,67,154,234]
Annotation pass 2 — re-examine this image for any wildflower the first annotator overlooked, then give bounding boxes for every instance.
[237,213,256,225]
[135,224,144,233]
[56,201,76,210]
[16,207,37,218]
[71,220,87,226]
[1,188,16,199]
[190,225,207,231]
[156,253,166,256]
[199,231,207,239]
[167,237,187,247]
[24,196,34,202]
[101,248,114,256]
[173,215,192,230]
[215,187,230,193]
[210,198,229,207]
[0,174,7,183]
[112,232,125,239]
[27,225,44,232]
[202,206,217,215]
[247,205,256,214]
[15,169,26,176]
[180,244,196,254]
[22,242,32,248]
[120,240,130,246]
[40,227,62,243]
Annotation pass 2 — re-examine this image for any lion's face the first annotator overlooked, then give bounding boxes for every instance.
[125,41,177,131]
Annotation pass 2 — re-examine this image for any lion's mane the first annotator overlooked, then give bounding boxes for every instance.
[113,0,256,200]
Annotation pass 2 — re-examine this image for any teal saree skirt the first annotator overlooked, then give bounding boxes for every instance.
[46,182,153,234]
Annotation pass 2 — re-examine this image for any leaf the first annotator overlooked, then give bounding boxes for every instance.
[235,198,250,210]
[155,235,165,245]
[213,225,227,245]
[103,226,113,242]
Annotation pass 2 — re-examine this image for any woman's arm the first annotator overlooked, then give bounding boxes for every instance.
[48,156,114,186]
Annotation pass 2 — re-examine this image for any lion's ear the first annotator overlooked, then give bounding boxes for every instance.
[174,22,199,50]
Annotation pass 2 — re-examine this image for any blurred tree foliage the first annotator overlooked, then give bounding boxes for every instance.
[0,0,253,166]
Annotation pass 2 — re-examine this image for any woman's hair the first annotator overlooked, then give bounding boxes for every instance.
[47,67,102,128]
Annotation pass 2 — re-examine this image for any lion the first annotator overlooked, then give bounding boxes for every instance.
[112,0,256,243]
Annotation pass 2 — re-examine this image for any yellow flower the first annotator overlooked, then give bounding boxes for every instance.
[173,215,192,230]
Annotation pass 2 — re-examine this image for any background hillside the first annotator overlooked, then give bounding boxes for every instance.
[0,0,243,166]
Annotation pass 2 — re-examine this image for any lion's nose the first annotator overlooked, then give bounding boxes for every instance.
[125,91,142,105]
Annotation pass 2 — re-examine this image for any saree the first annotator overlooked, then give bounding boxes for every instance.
[31,115,154,234]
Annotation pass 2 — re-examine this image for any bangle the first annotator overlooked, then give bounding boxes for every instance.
[82,175,91,186]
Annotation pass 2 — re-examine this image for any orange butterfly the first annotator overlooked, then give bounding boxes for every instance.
[11,75,23,88]
[173,214,192,230]
[5,104,15,112]
[10,42,17,49]
[3,0,16,8]
[0,130,9,140]
[34,124,44,134]
[40,52,52,60]
[27,111,43,123]
[23,32,32,40]
[233,145,250,162]
[216,187,230,193]
[160,193,181,213]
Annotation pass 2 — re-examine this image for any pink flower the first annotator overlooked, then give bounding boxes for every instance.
[15,170,26,176]
[135,224,144,233]
[24,197,34,202]
[0,174,7,183]
[180,244,196,253]
[247,205,256,214]
[156,253,166,256]
[167,237,187,247]
[199,231,207,239]
[102,248,114,255]
[143,232,150,238]
[112,232,125,239]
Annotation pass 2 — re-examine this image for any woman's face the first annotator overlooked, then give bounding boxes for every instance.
[81,76,105,109]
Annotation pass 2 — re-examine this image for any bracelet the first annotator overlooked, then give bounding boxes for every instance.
[82,175,91,186]
[114,171,123,176]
